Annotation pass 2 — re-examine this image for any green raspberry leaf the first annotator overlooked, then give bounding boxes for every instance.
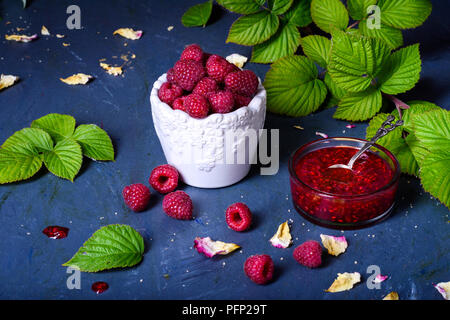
[285,0,312,27]
[420,152,450,208]
[72,124,115,161]
[268,0,293,15]
[216,0,263,14]
[379,44,421,95]
[63,224,145,272]
[31,113,76,143]
[264,55,327,116]
[334,86,382,121]
[411,109,450,153]
[181,0,213,27]
[324,72,347,100]
[311,0,349,33]
[300,35,331,68]
[394,100,440,131]
[251,21,300,63]
[347,0,377,20]
[378,0,432,29]
[359,21,403,50]
[43,139,83,182]
[227,11,280,45]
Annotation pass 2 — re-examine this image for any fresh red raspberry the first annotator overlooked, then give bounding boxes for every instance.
[225,70,259,97]
[122,183,151,212]
[184,93,210,119]
[162,190,193,220]
[173,59,206,91]
[225,202,252,232]
[180,44,204,62]
[244,254,274,285]
[172,96,187,112]
[233,92,252,108]
[208,90,234,114]
[206,54,239,83]
[193,77,218,97]
[149,164,179,194]
[158,82,183,105]
[293,240,323,268]
[166,68,176,84]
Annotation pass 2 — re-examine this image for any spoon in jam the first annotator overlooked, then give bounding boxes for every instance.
[328,115,403,171]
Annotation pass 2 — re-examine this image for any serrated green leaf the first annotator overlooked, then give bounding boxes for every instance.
[251,22,300,63]
[2,127,53,155]
[378,0,432,29]
[285,0,311,27]
[216,0,262,14]
[264,55,327,116]
[301,35,330,68]
[334,86,382,121]
[181,1,213,27]
[395,100,440,131]
[420,152,450,207]
[379,44,421,95]
[268,0,293,15]
[31,113,76,142]
[227,11,280,45]
[63,224,145,272]
[43,139,83,182]
[72,124,114,161]
[405,133,429,167]
[359,21,403,49]
[324,72,346,100]
[411,109,450,153]
[311,0,349,33]
[347,0,377,20]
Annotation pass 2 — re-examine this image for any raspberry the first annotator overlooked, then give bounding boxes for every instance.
[293,240,323,268]
[225,70,259,97]
[244,254,274,285]
[122,183,151,212]
[206,54,239,83]
[158,82,183,106]
[173,59,206,91]
[180,44,204,62]
[208,90,234,114]
[172,96,187,112]
[225,202,252,231]
[185,93,210,119]
[233,92,252,108]
[162,190,193,220]
[166,68,176,84]
[149,164,179,194]
[193,77,218,97]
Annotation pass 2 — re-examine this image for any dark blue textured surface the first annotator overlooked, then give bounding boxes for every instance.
[0,0,448,300]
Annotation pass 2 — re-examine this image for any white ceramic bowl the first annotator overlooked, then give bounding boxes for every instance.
[150,73,266,188]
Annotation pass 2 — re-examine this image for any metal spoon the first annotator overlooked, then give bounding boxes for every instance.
[328,115,403,171]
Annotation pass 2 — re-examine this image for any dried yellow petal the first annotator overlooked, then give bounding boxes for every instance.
[226,53,248,68]
[62,42,70,47]
[326,272,361,292]
[113,28,143,40]
[320,234,348,256]
[269,221,292,248]
[60,73,93,85]
[5,34,37,42]
[0,74,19,91]
[383,291,399,300]
[167,26,174,31]
[194,237,240,258]
[56,34,65,38]
[100,63,123,76]
[434,281,450,300]
[41,26,50,36]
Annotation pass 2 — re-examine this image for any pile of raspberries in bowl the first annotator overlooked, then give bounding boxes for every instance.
[157,44,260,119]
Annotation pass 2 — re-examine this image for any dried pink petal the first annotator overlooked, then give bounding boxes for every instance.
[194,237,240,258]
[269,221,292,249]
[345,124,356,129]
[5,34,37,42]
[113,28,143,40]
[374,274,388,283]
[315,131,328,139]
[320,234,348,256]
[434,281,450,300]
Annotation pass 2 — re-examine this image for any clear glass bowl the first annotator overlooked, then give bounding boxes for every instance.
[289,137,400,229]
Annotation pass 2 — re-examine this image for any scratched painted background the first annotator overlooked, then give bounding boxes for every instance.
[0,0,448,300]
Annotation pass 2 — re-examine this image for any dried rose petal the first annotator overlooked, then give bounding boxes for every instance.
[113,28,143,40]
[0,74,19,91]
[382,291,399,300]
[269,221,292,249]
[41,26,50,36]
[326,272,361,293]
[315,131,328,139]
[100,63,123,76]
[345,124,356,129]
[194,237,240,258]
[434,281,450,300]
[5,34,37,42]
[374,274,388,283]
[60,73,93,85]
[226,53,248,69]
[320,234,348,256]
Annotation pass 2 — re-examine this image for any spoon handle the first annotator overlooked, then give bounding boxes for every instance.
[347,115,403,168]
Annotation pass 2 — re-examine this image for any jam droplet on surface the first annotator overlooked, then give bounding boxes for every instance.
[42,226,69,239]
[92,281,109,294]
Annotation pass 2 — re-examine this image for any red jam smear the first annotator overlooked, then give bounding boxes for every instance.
[42,226,69,239]
[92,281,109,294]
[290,146,398,225]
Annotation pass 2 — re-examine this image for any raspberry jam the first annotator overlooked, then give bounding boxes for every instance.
[42,226,69,239]
[92,281,109,294]
[289,138,400,229]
